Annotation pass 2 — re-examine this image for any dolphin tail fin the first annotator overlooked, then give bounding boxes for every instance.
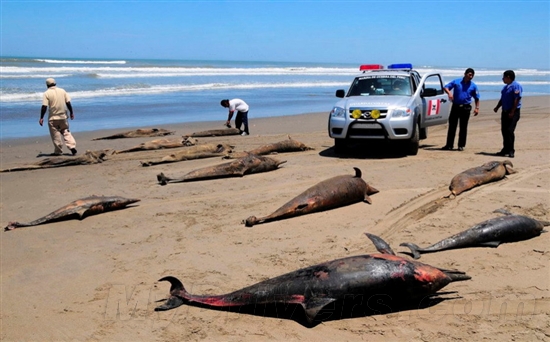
[302,297,336,324]
[5,221,24,231]
[157,173,170,185]
[364,184,379,204]
[365,233,395,255]
[399,243,422,259]
[364,195,372,204]
[503,160,516,174]
[367,184,379,195]
[154,276,188,311]
[443,192,456,199]
[243,216,259,227]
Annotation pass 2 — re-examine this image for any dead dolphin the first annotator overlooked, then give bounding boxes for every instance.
[4,195,140,231]
[446,160,515,198]
[155,234,470,324]
[0,150,108,173]
[114,136,198,154]
[92,128,174,140]
[156,154,285,185]
[244,167,378,227]
[223,136,313,159]
[186,128,241,137]
[400,214,547,259]
[140,143,234,167]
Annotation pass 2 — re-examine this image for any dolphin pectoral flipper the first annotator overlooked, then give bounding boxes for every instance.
[303,297,336,323]
[76,208,89,218]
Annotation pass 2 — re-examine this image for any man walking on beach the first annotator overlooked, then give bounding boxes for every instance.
[40,78,77,156]
[494,70,522,158]
[441,68,480,151]
[221,98,250,136]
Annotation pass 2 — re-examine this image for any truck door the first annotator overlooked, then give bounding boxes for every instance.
[418,73,451,127]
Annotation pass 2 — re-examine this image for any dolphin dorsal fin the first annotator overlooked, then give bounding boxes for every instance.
[365,233,396,255]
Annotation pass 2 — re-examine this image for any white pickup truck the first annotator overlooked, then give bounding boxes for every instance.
[328,63,451,155]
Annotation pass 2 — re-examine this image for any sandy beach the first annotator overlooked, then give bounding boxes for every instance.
[1,96,549,341]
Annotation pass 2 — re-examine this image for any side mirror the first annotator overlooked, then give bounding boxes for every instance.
[335,89,345,98]
[421,88,437,97]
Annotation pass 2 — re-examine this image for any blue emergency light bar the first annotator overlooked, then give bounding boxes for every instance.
[387,63,413,69]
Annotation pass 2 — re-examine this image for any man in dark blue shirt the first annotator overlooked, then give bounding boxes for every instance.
[441,68,480,151]
[493,70,523,158]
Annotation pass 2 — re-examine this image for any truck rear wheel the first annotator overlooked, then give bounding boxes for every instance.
[406,122,419,155]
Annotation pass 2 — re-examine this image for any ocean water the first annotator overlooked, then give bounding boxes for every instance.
[1,57,549,139]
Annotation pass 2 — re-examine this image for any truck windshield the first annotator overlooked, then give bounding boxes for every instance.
[348,76,411,96]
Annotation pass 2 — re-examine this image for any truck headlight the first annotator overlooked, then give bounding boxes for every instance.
[330,106,346,118]
[391,108,412,118]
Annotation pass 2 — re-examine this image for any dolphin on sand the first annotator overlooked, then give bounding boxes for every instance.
[155,233,471,324]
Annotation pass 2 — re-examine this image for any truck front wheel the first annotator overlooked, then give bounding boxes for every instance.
[406,122,419,155]
[419,126,428,140]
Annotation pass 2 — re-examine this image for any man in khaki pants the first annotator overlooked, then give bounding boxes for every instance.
[39,78,77,156]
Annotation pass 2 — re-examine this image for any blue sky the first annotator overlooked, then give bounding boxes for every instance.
[1,0,549,69]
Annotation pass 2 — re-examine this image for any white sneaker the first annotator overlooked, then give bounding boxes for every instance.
[241,132,249,136]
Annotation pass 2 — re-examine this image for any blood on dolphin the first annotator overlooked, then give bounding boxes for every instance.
[155,234,470,324]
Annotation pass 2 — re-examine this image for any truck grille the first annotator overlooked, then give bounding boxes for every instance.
[348,109,388,120]
[348,121,387,138]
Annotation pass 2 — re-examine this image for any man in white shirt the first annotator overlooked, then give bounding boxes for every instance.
[40,78,77,155]
[221,98,250,136]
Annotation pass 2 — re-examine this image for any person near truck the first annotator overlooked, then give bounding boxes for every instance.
[221,98,250,136]
[493,70,522,158]
[40,78,77,156]
[441,68,480,151]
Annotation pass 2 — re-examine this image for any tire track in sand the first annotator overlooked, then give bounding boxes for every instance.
[372,163,550,240]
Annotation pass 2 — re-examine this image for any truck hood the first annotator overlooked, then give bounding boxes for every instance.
[337,96,411,109]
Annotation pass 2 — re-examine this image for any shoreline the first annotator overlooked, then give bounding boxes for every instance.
[2,95,547,147]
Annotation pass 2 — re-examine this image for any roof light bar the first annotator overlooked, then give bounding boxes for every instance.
[387,63,413,69]
[359,64,384,71]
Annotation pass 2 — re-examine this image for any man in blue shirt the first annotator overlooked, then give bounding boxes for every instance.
[493,70,522,158]
[441,68,480,151]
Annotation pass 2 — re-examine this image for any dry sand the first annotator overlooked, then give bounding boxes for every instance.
[1,96,549,341]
